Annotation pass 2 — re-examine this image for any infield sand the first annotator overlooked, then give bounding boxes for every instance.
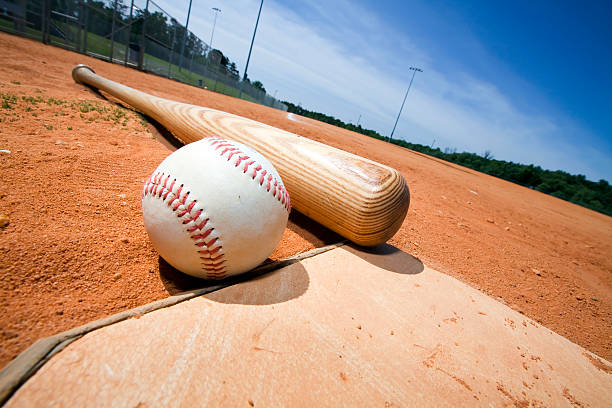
[0,31,611,369]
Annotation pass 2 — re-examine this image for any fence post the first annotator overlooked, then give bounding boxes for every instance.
[123,0,134,66]
[189,48,195,75]
[76,0,83,52]
[109,0,118,63]
[168,25,176,78]
[15,0,26,33]
[138,0,149,70]
[42,0,51,44]
[178,0,193,72]
[82,0,89,53]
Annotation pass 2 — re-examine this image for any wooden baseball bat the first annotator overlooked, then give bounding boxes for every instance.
[72,64,410,246]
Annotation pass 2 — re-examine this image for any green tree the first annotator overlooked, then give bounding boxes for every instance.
[252,80,266,93]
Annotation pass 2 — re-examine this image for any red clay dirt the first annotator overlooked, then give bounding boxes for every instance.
[0,32,611,369]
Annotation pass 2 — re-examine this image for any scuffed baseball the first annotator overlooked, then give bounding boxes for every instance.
[142,136,290,279]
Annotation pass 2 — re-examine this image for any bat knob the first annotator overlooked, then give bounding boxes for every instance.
[72,64,96,85]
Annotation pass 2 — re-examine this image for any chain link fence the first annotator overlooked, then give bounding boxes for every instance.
[0,0,287,110]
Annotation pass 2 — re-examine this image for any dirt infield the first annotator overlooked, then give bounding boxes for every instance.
[1,32,611,369]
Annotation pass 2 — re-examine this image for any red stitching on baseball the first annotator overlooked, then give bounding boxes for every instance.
[165,179,175,199]
[227,150,239,161]
[221,147,235,155]
[251,164,262,179]
[207,246,222,255]
[266,174,272,191]
[183,209,202,225]
[143,172,227,279]
[203,136,291,211]
[191,228,214,240]
[202,259,226,267]
[235,155,248,168]
[187,218,208,232]
[198,251,223,262]
[243,160,255,173]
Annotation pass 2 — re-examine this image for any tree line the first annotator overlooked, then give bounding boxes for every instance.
[283,102,612,216]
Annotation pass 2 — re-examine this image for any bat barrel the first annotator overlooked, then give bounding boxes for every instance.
[72,64,410,246]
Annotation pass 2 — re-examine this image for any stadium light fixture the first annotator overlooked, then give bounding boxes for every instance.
[388,66,423,142]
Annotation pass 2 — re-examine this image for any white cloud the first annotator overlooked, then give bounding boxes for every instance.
[149,0,610,181]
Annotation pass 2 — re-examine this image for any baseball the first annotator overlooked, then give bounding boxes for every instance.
[141,136,290,279]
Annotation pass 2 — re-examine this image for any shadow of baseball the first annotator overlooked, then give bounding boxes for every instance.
[158,257,210,294]
[204,262,310,306]
[159,256,310,305]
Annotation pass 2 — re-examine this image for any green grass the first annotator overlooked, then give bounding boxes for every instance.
[0,16,262,104]
[0,17,43,40]
[1,93,17,109]
[39,20,258,102]
[83,30,112,56]
[0,18,258,103]
[141,53,259,103]
[1,90,148,132]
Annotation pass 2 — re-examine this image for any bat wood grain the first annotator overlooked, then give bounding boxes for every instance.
[72,64,410,246]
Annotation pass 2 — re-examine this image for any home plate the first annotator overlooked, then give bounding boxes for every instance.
[2,245,610,407]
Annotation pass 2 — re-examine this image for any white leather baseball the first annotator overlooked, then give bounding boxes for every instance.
[141,136,290,279]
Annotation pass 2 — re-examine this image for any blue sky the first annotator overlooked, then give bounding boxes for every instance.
[148,0,611,182]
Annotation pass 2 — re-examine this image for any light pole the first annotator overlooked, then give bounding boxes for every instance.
[388,66,422,142]
[243,0,264,83]
[178,0,193,72]
[209,7,221,51]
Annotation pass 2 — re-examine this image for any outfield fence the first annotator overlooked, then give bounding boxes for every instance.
[0,0,287,110]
